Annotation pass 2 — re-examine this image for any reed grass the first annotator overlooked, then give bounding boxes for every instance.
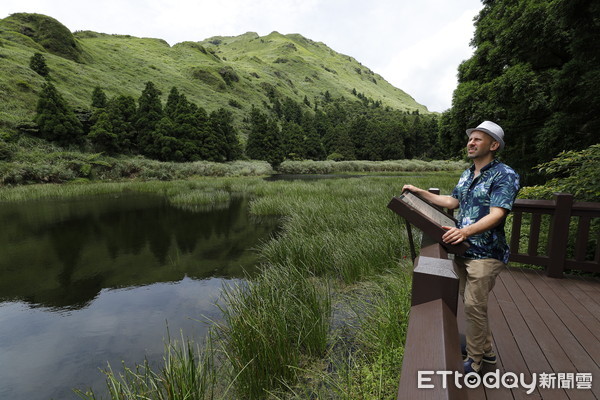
[278,159,468,174]
[75,332,220,400]
[216,263,331,399]
[265,268,413,400]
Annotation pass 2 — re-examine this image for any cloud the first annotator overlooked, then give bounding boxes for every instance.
[378,8,479,112]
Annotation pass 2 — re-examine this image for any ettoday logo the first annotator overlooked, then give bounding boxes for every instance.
[417,370,593,393]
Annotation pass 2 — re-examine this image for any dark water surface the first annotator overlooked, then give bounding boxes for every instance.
[0,193,278,400]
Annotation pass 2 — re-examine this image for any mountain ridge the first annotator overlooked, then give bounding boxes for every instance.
[0,12,430,135]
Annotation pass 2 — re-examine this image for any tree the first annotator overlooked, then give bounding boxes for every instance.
[34,82,84,145]
[210,108,241,161]
[136,81,164,156]
[91,87,108,109]
[88,110,119,154]
[445,0,600,182]
[165,86,181,119]
[246,107,283,167]
[281,121,305,160]
[30,52,49,77]
[108,95,138,154]
[301,114,326,160]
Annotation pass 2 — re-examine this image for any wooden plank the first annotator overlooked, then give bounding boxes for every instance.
[511,268,600,399]
[569,276,600,307]
[501,270,579,374]
[536,273,600,343]
[487,290,536,400]
[512,199,556,213]
[540,274,600,329]
[492,271,569,400]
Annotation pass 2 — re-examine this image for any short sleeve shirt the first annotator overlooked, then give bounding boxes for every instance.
[451,159,520,263]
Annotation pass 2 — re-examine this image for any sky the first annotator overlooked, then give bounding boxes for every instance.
[1,0,483,112]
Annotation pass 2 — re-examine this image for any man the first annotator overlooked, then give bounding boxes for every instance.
[403,120,520,374]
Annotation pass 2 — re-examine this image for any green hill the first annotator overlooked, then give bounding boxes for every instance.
[0,13,429,135]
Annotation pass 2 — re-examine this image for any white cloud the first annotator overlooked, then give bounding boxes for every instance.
[378,8,479,112]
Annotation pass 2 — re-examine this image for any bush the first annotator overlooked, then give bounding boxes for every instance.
[218,66,239,86]
[522,144,600,201]
[0,141,13,161]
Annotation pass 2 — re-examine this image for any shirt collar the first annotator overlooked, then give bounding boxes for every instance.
[469,159,499,174]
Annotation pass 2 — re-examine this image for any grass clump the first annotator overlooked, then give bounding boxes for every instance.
[216,264,331,399]
[277,159,468,174]
[0,137,273,185]
[75,332,221,400]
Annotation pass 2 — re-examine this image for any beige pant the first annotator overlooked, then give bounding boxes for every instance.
[454,256,506,363]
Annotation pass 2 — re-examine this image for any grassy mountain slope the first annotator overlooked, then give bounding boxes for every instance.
[0,13,429,136]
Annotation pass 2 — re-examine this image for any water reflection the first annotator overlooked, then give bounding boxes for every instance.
[0,193,279,400]
[0,194,276,309]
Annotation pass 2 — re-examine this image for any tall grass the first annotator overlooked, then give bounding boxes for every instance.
[214,174,458,397]
[278,159,468,174]
[75,332,220,400]
[216,263,331,399]
[0,137,274,185]
[266,269,413,400]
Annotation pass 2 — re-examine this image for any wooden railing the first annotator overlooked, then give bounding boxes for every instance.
[396,234,465,399]
[510,193,600,278]
[393,189,466,399]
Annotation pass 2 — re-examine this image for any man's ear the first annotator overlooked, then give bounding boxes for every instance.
[490,141,500,151]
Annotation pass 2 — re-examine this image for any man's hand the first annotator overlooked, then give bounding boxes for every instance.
[402,184,420,193]
[442,226,468,245]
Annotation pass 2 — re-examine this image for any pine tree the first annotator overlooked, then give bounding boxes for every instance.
[165,86,181,119]
[246,107,283,167]
[108,95,138,154]
[136,81,164,156]
[30,52,49,77]
[281,121,305,160]
[210,108,241,161]
[88,110,119,154]
[91,87,108,109]
[301,113,325,160]
[34,82,84,145]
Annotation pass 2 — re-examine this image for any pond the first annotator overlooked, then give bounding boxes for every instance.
[0,193,279,400]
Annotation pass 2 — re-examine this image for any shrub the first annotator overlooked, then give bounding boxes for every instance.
[218,66,239,86]
[29,52,49,77]
[0,141,13,161]
[528,144,600,201]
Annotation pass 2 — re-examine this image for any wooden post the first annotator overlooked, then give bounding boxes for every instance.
[397,299,463,400]
[411,255,460,316]
[547,193,573,278]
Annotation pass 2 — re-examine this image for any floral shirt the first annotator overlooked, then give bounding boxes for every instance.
[451,159,520,263]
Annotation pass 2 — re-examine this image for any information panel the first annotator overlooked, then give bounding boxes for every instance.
[387,190,469,255]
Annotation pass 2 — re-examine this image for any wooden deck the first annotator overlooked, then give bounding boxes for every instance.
[458,266,600,400]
